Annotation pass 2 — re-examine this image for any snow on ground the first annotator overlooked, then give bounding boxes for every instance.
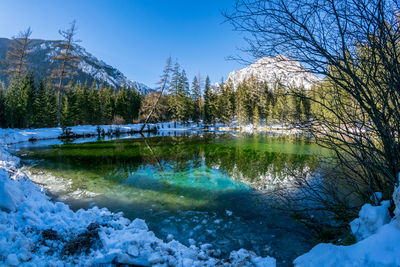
[294,176,400,267]
[0,121,299,146]
[0,126,276,266]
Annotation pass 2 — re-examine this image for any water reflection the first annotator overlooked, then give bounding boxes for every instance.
[18,133,325,266]
[18,133,324,213]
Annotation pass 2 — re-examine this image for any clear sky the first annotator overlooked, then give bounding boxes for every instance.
[0,0,248,88]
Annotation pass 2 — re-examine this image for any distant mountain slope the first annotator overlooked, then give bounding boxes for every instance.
[227,55,321,90]
[0,38,153,93]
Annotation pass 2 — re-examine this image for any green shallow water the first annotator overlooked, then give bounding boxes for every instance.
[18,132,327,265]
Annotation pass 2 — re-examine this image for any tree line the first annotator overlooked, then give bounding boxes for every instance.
[139,61,312,127]
[0,74,141,128]
[1,55,312,129]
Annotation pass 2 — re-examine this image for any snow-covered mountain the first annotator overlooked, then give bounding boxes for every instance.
[0,38,153,93]
[130,81,154,95]
[227,55,321,90]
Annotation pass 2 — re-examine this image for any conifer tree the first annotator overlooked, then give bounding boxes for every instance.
[98,84,114,124]
[236,82,249,126]
[33,79,48,127]
[115,84,128,123]
[140,57,172,131]
[50,21,80,126]
[3,27,32,82]
[204,76,218,125]
[253,105,260,127]
[45,82,58,127]
[218,80,234,125]
[127,87,141,122]
[168,62,186,126]
[88,81,99,124]
[190,75,202,123]
[180,69,190,123]
[21,73,36,127]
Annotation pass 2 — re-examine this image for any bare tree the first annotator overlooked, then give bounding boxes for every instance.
[226,0,400,201]
[140,57,172,132]
[3,27,32,82]
[51,21,80,126]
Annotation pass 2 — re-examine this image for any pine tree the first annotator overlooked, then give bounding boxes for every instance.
[168,62,186,126]
[21,73,36,127]
[204,76,213,124]
[218,80,234,125]
[190,75,202,123]
[3,27,32,82]
[98,84,114,124]
[253,105,260,127]
[50,21,80,126]
[115,84,128,124]
[33,79,46,127]
[140,57,172,131]
[45,82,58,127]
[127,87,141,123]
[88,81,99,124]
[60,94,71,127]
[236,82,249,127]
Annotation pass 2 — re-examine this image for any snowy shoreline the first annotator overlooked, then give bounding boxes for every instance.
[0,124,277,266]
[1,123,400,266]
[0,122,301,146]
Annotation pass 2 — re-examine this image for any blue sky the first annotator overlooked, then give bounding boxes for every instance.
[0,0,248,87]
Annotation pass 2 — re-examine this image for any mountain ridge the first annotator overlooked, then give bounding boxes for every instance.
[0,37,153,94]
[226,55,321,90]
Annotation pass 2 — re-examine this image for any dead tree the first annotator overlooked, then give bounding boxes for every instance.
[50,21,80,126]
[3,27,32,82]
[225,0,400,200]
[140,57,172,132]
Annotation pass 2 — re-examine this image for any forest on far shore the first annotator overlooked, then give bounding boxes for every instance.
[0,61,313,129]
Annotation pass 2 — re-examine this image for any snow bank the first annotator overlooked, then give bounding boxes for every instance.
[0,131,276,266]
[294,221,400,267]
[350,201,391,241]
[294,179,400,267]
[0,121,299,147]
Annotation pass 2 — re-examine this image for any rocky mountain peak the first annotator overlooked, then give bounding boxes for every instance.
[227,55,321,90]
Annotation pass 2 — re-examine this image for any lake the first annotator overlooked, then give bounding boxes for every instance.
[17,132,326,265]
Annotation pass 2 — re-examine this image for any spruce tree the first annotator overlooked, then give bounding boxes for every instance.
[218,80,234,125]
[180,69,190,123]
[20,73,36,128]
[45,82,58,127]
[204,76,213,125]
[115,85,128,123]
[236,82,248,127]
[33,79,48,127]
[190,75,202,123]
[168,62,186,126]
[88,81,99,124]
